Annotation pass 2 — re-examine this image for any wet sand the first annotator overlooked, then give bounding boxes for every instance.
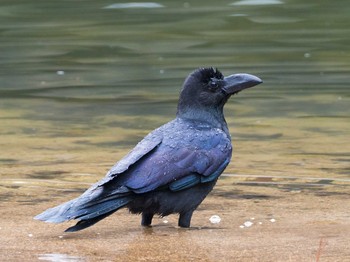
[1,102,349,261]
[1,0,350,259]
[1,179,349,262]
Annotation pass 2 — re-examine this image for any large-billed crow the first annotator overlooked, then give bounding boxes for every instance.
[35,67,262,232]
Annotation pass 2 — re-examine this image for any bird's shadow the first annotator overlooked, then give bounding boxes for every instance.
[211,188,277,200]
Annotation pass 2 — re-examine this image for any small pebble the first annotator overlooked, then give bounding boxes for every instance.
[163,220,169,224]
[209,215,221,224]
[28,234,33,237]
[243,221,253,227]
[270,218,276,223]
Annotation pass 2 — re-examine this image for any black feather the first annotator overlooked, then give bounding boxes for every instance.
[65,210,116,232]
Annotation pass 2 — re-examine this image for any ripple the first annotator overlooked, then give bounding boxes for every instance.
[231,0,283,6]
[103,2,164,9]
[247,16,303,24]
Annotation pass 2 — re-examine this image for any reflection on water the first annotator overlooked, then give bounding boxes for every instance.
[232,0,283,6]
[38,253,84,262]
[0,0,349,201]
[103,3,165,9]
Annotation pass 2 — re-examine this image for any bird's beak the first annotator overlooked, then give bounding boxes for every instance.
[222,73,262,95]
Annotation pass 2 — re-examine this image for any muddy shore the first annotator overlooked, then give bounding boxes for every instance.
[1,178,349,262]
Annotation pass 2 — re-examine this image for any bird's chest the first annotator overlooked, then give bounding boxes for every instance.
[163,125,232,153]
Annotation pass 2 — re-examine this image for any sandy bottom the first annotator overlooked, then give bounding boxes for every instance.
[1,180,349,262]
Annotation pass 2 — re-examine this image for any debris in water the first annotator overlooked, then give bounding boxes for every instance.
[56,70,65,75]
[209,215,221,224]
[243,221,253,227]
[240,216,275,228]
[38,253,84,261]
[240,220,254,228]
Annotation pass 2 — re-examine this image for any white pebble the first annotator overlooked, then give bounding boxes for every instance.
[243,221,253,227]
[270,218,276,223]
[58,235,63,239]
[209,215,221,224]
[258,222,263,225]
[163,219,169,224]
[239,225,245,228]
[28,234,33,237]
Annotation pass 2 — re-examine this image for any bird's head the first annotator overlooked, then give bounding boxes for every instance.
[177,67,262,119]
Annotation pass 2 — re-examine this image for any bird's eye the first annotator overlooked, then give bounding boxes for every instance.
[208,80,219,91]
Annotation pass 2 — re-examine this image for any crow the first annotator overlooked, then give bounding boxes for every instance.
[35,67,262,232]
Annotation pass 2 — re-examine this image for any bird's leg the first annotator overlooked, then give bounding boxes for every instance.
[178,210,194,228]
[141,212,154,226]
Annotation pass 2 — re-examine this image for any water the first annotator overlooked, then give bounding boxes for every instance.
[1,0,349,212]
[38,253,84,262]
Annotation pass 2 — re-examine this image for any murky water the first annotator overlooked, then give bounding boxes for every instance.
[1,1,350,260]
[0,0,350,261]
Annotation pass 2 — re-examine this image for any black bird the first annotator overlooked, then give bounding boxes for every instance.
[35,68,262,232]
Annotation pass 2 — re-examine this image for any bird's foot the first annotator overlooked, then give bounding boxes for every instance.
[141,212,154,227]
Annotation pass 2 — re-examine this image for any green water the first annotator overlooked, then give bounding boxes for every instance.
[0,0,349,200]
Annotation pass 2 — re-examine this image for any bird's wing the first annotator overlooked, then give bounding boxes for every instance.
[35,128,164,224]
[122,131,231,193]
[94,127,163,187]
[34,120,231,228]
[101,119,232,194]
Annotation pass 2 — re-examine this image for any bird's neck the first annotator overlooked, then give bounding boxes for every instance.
[176,106,229,135]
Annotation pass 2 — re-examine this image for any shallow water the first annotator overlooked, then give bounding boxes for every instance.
[0,0,350,260]
[1,0,349,196]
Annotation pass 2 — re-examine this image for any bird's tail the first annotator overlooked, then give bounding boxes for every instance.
[34,186,133,232]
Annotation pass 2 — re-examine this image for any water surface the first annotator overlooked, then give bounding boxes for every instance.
[1,0,349,214]
[1,1,350,261]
